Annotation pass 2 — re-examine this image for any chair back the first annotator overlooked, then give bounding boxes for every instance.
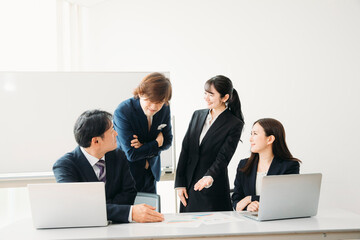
[134,192,161,212]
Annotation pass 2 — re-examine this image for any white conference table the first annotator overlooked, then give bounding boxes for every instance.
[0,171,174,188]
[1,209,360,240]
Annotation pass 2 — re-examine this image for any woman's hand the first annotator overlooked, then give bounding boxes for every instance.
[177,188,188,207]
[131,135,143,148]
[247,201,259,212]
[194,176,213,191]
[236,196,251,211]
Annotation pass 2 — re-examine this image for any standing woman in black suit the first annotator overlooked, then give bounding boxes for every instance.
[232,118,301,212]
[175,75,244,212]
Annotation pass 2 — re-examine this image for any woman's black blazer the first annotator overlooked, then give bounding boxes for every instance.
[175,109,244,211]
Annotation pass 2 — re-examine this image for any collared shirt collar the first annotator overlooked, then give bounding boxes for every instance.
[206,107,227,125]
[199,108,227,145]
[80,147,105,166]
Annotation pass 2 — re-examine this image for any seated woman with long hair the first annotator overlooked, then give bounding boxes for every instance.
[232,118,301,212]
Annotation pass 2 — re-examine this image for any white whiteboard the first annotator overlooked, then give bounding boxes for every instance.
[0,72,173,174]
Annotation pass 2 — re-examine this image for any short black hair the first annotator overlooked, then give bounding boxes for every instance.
[73,110,113,148]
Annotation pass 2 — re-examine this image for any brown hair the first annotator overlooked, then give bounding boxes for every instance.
[241,118,301,175]
[133,72,172,105]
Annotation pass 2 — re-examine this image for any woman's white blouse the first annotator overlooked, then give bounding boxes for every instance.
[256,172,267,196]
[199,108,226,145]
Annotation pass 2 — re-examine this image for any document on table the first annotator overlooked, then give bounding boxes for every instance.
[144,212,244,228]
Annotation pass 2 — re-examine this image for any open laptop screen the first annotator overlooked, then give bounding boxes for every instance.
[28,182,108,228]
[241,173,322,221]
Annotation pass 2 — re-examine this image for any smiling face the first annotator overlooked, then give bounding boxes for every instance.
[139,95,165,117]
[250,122,274,154]
[203,84,228,111]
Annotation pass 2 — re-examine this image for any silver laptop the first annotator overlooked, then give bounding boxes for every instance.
[28,182,108,229]
[241,173,322,221]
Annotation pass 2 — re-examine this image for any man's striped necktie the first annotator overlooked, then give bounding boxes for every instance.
[95,159,106,183]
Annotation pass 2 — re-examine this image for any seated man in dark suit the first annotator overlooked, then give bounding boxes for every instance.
[53,109,164,223]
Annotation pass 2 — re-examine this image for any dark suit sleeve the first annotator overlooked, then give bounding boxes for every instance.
[159,107,173,151]
[105,150,136,223]
[205,121,243,179]
[107,152,137,206]
[231,159,259,210]
[114,105,159,162]
[53,158,82,182]
[174,112,195,188]
[105,204,131,223]
[232,160,246,210]
[105,171,135,222]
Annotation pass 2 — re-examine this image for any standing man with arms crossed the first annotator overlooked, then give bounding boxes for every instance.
[114,72,173,193]
[53,110,164,223]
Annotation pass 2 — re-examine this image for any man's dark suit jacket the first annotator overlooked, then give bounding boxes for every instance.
[53,146,137,223]
[231,157,300,210]
[114,97,173,185]
[175,109,244,212]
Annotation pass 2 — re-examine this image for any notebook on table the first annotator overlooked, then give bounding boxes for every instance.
[240,173,322,221]
[28,182,108,229]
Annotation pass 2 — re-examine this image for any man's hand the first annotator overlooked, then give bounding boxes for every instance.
[156,132,164,147]
[132,204,164,223]
[131,135,143,149]
[177,188,188,207]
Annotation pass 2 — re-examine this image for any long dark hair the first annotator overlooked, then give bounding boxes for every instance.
[241,118,301,175]
[204,75,244,123]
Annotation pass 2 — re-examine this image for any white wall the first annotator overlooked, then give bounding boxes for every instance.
[0,0,57,70]
[0,0,57,226]
[1,0,359,215]
[79,0,360,213]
